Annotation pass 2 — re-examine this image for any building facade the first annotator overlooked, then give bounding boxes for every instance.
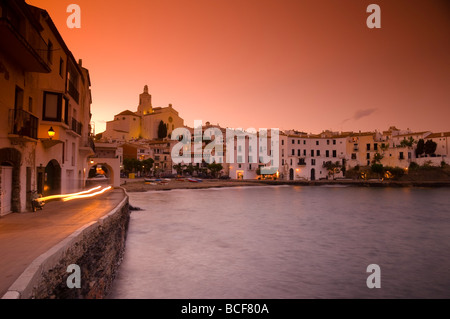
[0,0,94,215]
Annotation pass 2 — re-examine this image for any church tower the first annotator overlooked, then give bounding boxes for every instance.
[137,85,152,116]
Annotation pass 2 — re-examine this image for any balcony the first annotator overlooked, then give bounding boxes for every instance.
[67,118,82,136]
[8,109,38,141]
[297,159,307,166]
[68,81,80,103]
[0,3,50,73]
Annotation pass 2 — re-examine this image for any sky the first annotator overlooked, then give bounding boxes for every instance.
[27,0,450,135]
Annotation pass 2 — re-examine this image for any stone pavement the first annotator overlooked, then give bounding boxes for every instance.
[0,188,127,297]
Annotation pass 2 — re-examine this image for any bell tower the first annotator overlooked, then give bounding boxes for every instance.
[137,85,152,116]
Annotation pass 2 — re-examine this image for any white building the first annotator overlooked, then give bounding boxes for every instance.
[280,131,348,181]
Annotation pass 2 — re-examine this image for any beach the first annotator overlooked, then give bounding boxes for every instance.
[120,178,263,192]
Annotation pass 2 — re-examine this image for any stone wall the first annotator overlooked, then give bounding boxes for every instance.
[2,192,130,299]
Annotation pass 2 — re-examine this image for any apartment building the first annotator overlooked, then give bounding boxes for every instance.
[0,0,94,214]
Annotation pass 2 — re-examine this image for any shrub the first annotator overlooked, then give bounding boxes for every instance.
[409,162,419,170]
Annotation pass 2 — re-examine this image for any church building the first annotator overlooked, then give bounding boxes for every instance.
[103,86,184,141]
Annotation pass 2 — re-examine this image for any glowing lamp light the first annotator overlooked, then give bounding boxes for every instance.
[48,127,55,139]
[90,159,95,164]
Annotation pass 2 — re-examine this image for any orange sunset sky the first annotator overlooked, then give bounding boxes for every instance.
[27,0,450,135]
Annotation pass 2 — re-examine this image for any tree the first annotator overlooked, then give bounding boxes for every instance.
[157,120,168,139]
[372,152,384,164]
[207,163,223,178]
[123,158,141,173]
[323,161,342,180]
[183,163,195,176]
[173,164,184,175]
[416,139,425,157]
[142,158,154,175]
[424,140,437,156]
[400,136,415,148]
[371,163,384,180]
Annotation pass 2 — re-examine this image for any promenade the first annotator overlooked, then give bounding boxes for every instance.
[0,188,127,297]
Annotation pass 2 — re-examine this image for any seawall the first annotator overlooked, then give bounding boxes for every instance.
[2,190,130,299]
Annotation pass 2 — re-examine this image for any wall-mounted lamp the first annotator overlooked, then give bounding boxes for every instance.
[48,127,55,139]
[90,159,95,165]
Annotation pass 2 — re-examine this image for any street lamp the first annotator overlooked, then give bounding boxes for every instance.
[48,127,55,139]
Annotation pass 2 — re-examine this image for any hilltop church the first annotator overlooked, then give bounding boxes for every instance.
[102,85,184,141]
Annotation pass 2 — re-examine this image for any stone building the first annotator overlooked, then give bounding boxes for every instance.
[103,86,184,142]
[0,0,94,215]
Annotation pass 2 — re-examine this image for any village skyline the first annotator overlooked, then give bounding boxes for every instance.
[27,0,450,135]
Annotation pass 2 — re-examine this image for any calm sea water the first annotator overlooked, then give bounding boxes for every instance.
[108,186,450,299]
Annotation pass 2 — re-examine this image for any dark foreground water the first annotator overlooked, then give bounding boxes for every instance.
[109,186,450,299]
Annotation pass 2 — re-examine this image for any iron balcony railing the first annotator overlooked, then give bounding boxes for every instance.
[68,80,79,103]
[9,109,38,140]
[0,6,50,72]
[71,118,82,135]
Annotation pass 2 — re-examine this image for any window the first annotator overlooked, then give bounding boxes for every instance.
[316,141,319,146]
[281,140,284,145]
[366,153,370,160]
[292,139,295,144]
[303,150,306,156]
[316,150,320,156]
[351,153,357,160]
[15,86,23,110]
[333,140,336,145]
[282,159,284,165]
[47,40,53,64]
[43,92,61,121]
[297,140,300,144]
[297,149,301,156]
[303,140,306,145]
[374,143,378,151]
[28,97,33,113]
[327,140,330,145]
[367,144,371,151]
[311,150,314,157]
[71,142,76,166]
[311,159,316,166]
[59,58,64,77]
[291,149,295,156]
[326,150,329,158]
[333,150,337,158]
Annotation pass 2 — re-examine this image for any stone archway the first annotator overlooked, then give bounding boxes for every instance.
[87,162,114,187]
[0,148,22,213]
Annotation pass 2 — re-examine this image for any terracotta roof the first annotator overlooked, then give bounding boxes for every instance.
[393,131,430,138]
[117,110,139,116]
[427,132,450,138]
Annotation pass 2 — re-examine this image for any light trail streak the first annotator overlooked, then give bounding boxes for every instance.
[62,186,112,202]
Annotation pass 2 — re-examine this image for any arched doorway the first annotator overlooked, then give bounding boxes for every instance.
[44,160,61,196]
[0,148,22,214]
[289,168,294,181]
[311,168,316,181]
[87,163,113,187]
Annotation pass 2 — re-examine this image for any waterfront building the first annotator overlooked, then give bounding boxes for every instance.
[0,0,94,215]
[281,131,348,181]
[228,129,278,180]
